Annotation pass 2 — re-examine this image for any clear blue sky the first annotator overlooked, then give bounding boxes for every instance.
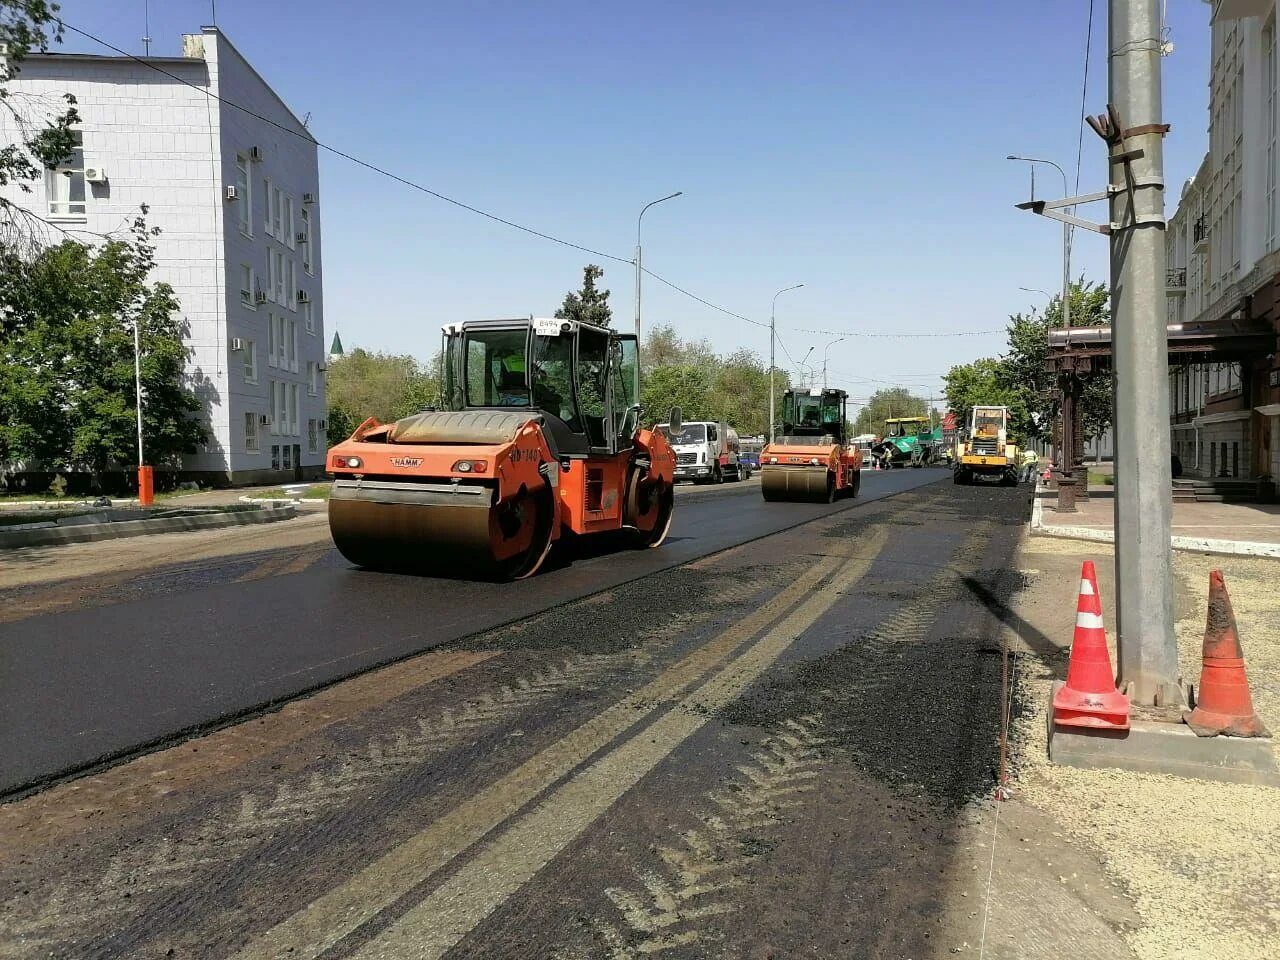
[49,0,1211,406]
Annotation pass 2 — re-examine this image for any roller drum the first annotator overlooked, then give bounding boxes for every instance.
[328,479,552,580]
[760,466,834,503]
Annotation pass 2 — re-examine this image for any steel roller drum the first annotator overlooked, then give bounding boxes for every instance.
[329,479,552,580]
[760,466,833,503]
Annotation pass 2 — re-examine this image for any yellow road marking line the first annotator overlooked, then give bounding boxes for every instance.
[352,527,887,959]
[229,534,878,960]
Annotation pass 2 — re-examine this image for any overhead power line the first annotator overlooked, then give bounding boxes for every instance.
[788,325,1005,339]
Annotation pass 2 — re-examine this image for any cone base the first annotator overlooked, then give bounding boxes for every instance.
[1053,686,1130,731]
[1183,707,1271,739]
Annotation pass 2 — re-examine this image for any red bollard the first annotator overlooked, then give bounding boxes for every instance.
[138,464,154,506]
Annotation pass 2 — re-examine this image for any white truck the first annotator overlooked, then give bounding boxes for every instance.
[656,420,747,483]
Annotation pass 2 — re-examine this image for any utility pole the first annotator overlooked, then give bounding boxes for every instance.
[1108,0,1179,705]
[634,191,682,398]
[769,284,804,443]
[133,319,153,506]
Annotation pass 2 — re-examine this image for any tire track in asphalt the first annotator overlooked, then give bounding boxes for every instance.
[0,655,619,956]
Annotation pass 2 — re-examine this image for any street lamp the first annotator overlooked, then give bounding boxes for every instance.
[797,346,815,388]
[1006,156,1070,330]
[822,337,844,389]
[770,283,804,443]
[1019,286,1052,299]
[634,191,682,395]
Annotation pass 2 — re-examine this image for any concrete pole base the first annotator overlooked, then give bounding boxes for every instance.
[1047,683,1278,786]
[1055,474,1078,513]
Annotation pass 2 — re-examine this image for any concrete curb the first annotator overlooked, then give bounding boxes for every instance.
[1028,484,1280,559]
[0,503,297,549]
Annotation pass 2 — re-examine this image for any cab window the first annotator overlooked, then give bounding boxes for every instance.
[532,333,581,430]
[576,327,609,447]
[464,329,529,407]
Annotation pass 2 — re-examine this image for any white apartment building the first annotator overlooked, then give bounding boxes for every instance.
[0,27,326,483]
[1164,1,1280,481]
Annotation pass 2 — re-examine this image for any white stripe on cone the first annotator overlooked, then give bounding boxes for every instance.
[1079,579,1095,596]
[1075,611,1105,630]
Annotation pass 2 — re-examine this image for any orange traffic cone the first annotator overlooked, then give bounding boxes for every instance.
[1053,561,1130,730]
[1184,571,1270,738]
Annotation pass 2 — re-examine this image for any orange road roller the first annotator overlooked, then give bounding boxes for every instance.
[760,387,863,503]
[326,318,677,579]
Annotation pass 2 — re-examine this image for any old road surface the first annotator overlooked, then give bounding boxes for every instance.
[0,472,1034,959]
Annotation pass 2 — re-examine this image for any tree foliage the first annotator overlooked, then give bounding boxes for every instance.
[324,348,440,445]
[639,324,783,436]
[1,1,82,249]
[943,279,1113,445]
[0,214,207,479]
[555,264,613,328]
[852,387,928,436]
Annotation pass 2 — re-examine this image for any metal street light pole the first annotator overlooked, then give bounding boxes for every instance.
[798,346,815,390]
[1007,156,1071,332]
[1018,286,1053,299]
[634,191,682,396]
[822,337,844,389]
[1108,0,1179,705]
[769,284,804,442]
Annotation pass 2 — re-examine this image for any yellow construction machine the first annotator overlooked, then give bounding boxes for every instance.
[952,405,1020,486]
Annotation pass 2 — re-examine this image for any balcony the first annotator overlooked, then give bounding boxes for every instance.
[1166,267,1187,296]
[1192,216,1209,254]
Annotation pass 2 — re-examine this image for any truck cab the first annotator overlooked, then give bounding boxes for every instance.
[656,420,744,483]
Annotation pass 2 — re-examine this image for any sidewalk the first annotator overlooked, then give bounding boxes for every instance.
[1032,485,1280,557]
[1002,535,1280,960]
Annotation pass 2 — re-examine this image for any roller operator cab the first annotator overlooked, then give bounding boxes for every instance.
[759,388,863,502]
[326,318,676,580]
[952,404,1020,486]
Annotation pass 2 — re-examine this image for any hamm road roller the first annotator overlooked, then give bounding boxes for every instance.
[327,318,676,580]
[760,388,863,502]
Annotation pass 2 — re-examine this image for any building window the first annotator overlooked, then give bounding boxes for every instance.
[47,129,86,218]
[286,259,297,310]
[271,444,280,470]
[263,178,273,236]
[273,250,285,304]
[244,411,260,452]
[239,263,256,308]
[308,418,318,453]
[243,339,257,383]
[308,360,318,396]
[288,383,300,435]
[285,196,295,249]
[272,184,283,238]
[304,300,315,334]
[282,443,293,471]
[301,208,313,274]
[266,313,277,369]
[235,155,252,236]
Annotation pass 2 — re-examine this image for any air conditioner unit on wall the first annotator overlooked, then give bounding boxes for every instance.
[230,337,244,351]
[297,290,310,303]
[255,289,267,304]
[249,146,264,161]
[302,192,316,204]
[224,185,239,201]
[84,167,108,183]
[260,414,273,426]
[319,419,327,429]
[296,231,307,244]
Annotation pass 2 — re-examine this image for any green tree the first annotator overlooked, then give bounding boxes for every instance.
[708,349,774,436]
[1004,279,1111,442]
[942,358,1027,438]
[1,1,81,249]
[641,363,714,427]
[852,387,928,436]
[324,348,439,445]
[555,264,612,328]
[0,214,207,480]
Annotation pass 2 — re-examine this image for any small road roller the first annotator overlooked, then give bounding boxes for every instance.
[760,388,863,503]
[326,318,676,580]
